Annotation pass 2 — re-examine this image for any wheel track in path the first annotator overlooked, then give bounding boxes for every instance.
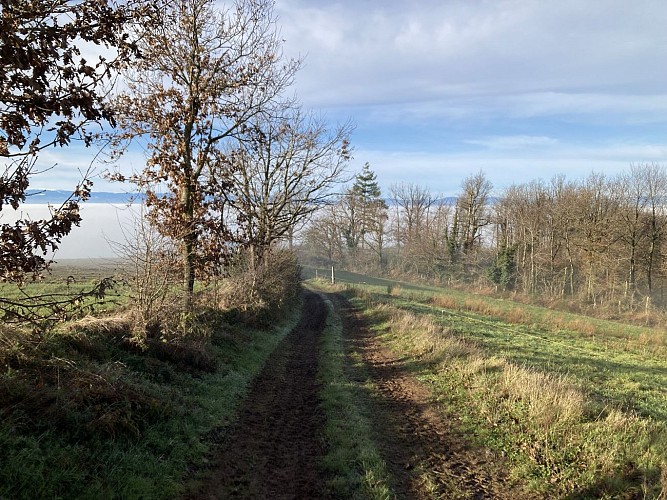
[185,290,533,499]
[184,291,327,499]
[333,293,535,499]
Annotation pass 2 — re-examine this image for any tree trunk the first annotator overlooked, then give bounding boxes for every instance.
[181,175,196,305]
[183,230,196,307]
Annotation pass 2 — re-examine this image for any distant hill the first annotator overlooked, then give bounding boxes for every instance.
[23,192,495,206]
[25,190,141,204]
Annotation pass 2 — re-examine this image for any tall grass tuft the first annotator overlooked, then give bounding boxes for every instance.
[499,363,584,429]
[430,294,459,310]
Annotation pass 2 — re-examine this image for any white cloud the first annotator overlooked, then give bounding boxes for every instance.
[277,0,667,119]
[18,1,667,206]
[466,135,559,150]
[505,93,667,121]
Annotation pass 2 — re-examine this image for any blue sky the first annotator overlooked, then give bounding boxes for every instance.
[34,0,667,197]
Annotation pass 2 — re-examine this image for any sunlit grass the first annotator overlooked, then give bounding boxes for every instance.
[0,260,131,323]
[335,277,667,421]
[341,283,667,498]
[413,300,667,421]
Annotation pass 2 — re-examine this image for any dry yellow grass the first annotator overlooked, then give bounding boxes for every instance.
[365,298,667,496]
[500,363,584,428]
[66,314,133,336]
[430,294,459,310]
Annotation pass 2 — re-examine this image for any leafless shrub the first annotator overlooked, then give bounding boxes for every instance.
[111,206,182,342]
[219,248,301,326]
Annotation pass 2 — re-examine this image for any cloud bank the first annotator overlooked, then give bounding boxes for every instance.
[276,0,667,195]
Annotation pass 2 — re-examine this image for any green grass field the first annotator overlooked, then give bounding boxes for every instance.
[396,298,667,421]
[0,259,130,324]
[325,275,667,497]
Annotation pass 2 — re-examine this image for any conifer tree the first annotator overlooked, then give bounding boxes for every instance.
[341,163,387,263]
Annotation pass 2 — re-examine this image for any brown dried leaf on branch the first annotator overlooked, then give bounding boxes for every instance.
[0,0,148,284]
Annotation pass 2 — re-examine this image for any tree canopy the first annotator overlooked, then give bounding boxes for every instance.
[110,0,300,296]
[0,0,144,283]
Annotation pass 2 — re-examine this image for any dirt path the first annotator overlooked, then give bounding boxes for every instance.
[185,290,530,499]
[333,294,532,499]
[184,292,327,499]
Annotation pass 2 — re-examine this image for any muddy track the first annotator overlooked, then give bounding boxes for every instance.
[333,294,532,499]
[185,292,327,499]
[186,290,531,499]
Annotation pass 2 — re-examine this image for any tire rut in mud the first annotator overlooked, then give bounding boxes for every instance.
[334,294,533,500]
[185,292,327,499]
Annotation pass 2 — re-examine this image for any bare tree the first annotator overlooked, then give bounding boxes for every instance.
[391,183,435,248]
[495,181,551,293]
[110,0,298,300]
[616,167,651,299]
[222,109,352,261]
[366,200,389,268]
[456,171,492,254]
[390,182,436,275]
[637,163,667,294]
[339,191,364,255]
[303,204,345,266]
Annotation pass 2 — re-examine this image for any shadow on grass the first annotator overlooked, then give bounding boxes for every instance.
[330,291,523,499]
[330,285,667,498]
[384,295,667,422]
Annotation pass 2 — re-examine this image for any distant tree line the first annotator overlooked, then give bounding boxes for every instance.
[4,0,666,327]
[301,163,667,313]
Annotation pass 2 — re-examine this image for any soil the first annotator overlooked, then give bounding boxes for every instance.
[185,291,533,499]
[183,292,328,499]
[333,293,535,500]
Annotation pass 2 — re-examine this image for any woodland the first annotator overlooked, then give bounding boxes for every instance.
[301,163,667,322]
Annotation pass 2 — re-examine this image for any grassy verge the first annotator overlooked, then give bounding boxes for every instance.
[402,294,667,421]
[343,285,667,498]
[0,260,131,325]
[0,296,303,499]
[311,286,392,499]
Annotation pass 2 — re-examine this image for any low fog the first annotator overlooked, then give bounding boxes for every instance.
[2,203,140,260]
